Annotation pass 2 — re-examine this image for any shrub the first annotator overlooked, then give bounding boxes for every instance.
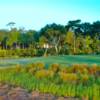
[59,66,68,73]
[46,70,54,78]
[28,68,36,75]
[72,64,88,74]
[59,72,78,82]
[35,69,55,79]
[89,64,97,74]
[15,64,22,73]
[35,62,45,70]
[81,74,89,82]
[25,64,36,74]
[35,69,48,79]
[0,49,7,57]
[72,64,80,73]
[82,68,88,74]
[49,63,60,73]
[92,64,97,73]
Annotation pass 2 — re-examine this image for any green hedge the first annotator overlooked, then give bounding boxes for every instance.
[0,49,37,57]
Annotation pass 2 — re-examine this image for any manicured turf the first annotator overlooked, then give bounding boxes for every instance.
[0,55,100,67]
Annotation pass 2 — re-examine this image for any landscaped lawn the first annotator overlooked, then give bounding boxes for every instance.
[0,55,100,67]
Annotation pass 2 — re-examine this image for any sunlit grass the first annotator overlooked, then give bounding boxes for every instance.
[0,55,100,68]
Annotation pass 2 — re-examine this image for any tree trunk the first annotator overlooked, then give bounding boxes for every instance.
[54,45,58,55]
[44,48,48,57]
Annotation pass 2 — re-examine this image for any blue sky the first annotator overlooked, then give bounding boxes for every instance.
[0,0,100,30]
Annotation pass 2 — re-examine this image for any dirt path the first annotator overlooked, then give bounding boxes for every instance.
[0,83,79,100]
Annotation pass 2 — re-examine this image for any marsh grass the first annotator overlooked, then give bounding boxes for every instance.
[0,63,100,99]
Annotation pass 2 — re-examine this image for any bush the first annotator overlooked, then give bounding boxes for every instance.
[35,69,48,79]
[49,63,60,73]
[25,63,36,74]
[15,64,22,73]
[0,49,7,57]
[81,74,89,83]
[59,72,78,82]
[36,49,44,56]
[0,48,37,57]
[35,62,45,70]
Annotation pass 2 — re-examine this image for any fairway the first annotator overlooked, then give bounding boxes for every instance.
[0,55,100,67]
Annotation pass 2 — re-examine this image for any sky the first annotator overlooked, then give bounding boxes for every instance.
[0,0,100,30]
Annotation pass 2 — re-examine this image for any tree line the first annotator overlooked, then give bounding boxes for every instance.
[0,19,100,56]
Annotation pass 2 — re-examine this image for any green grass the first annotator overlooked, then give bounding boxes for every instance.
[0,55,100,67]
